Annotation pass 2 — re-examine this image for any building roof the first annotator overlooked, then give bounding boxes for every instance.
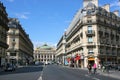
[40,44,52,50]
[86,2,96,8]
[34,44,56,54]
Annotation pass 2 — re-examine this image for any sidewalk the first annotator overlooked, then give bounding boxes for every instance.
[80,67,120,79]
[97,69,120,79]
[62,65,120,79]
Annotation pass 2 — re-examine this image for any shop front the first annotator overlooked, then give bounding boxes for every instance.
[74,54,81,67]
[88,57,95,66]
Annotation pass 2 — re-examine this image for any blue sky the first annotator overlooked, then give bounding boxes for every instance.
[1,0,120,47]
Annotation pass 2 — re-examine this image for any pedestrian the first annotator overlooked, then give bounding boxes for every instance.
[102,65,105,72]
[87,63,92,74]
[93,62,97,74]
[98,64,101,70]
[26,62,28,66]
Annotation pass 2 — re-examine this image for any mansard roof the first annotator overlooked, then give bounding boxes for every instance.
[40,44,52,50]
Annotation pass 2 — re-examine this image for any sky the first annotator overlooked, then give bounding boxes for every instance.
[0,0,120,47]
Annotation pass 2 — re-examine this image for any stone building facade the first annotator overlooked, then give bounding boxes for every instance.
[56,0,120,67]
[7,18,33,65]
[34,44,56,64]
[0,1,9,66]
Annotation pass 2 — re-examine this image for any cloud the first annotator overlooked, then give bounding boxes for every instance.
[110,1,120,7]
[15,12,30,19]
[6,0,14,2]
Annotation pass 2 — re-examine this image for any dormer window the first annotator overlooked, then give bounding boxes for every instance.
[87,10,92,15]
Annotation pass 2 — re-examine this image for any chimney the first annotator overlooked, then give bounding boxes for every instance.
[113,10,119,16]
[102,4,110,12]
[83,0,98,7]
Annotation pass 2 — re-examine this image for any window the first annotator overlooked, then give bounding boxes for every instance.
[88,37,93,42]
[13,38,15,41]
[87,10,92,15]
[87,20,92,23]
[13,30,16,34]
[88,49,94,54]
[88,26,92,33]
[35,56,37,59]
[10,52,16,56]
[38,54,40,58]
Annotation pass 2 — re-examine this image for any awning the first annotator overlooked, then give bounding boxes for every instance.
[88,57,94,61]
[74,55,81,61]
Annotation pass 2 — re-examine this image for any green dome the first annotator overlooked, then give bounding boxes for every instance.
[40,44,51,50]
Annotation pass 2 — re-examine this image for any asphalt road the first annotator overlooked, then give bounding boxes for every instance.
[0,65,43,80]
[0,65,119,80]
[42,65,120,80]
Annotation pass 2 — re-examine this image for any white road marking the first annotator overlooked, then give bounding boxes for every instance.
[38,76,42,80]
[85,74,90,77]
[38,70,43,80]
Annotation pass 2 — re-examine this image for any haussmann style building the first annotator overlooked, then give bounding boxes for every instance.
[0,1,9,66]
[56,0,120,68]
[34,44,56,64]
[7,18,34,65]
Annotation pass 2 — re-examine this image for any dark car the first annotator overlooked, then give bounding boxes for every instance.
[4,63,16,71]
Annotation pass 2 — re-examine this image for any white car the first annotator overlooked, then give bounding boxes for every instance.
[35,61,40,65]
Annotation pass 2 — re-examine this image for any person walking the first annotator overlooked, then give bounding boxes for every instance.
[87,63,92,74]
[93,62,97,74]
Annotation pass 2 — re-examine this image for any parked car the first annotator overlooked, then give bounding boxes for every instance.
[35,61,44,65]
[118,65,120,71]
[35,61,40,65]
[4,63,16,71]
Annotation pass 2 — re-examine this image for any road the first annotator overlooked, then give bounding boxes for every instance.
[0,64,120,80]
[0,65,43,80]
[42,65,120,80]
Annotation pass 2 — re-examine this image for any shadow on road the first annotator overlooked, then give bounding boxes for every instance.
[0,65,43,75]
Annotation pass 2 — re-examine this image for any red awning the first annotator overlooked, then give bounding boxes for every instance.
[74,55,81,61]
[77,56,80,60]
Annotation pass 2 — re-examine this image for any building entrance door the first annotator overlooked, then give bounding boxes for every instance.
[88,57,95,66]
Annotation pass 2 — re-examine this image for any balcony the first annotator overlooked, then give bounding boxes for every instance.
[99,40,105,45]
[87,42,96,47]
[82,20,97,25]
[111,52,116,56]
[86,30,95,36]
[111,41,116,47]
[99,31,103,36]
[88,51,94,56]
[117,45,120,48]
[99,49,104,54]
[106,40,110,45]
[7,31,19,35]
